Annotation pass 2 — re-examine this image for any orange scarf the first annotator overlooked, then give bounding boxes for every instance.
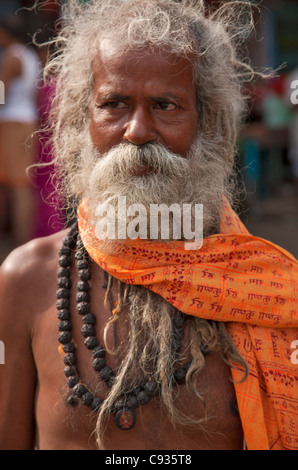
[78,198,298,450]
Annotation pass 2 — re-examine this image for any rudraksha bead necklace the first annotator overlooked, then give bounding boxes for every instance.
[57,222,209,430]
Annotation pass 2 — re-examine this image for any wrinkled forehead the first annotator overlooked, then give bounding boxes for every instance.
[91,38,197,84]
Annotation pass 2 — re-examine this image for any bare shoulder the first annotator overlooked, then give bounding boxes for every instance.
[0,232,69,450]
[0,229,67,283]
[0,230,68,324]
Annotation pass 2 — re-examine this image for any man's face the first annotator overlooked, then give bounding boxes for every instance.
[89,41,199,170]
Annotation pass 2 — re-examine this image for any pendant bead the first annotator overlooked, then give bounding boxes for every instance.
[82,313,96,324]
[73,383,88,398]
[92,345,105,358]
[58,320,72,332]
[84,336,99,350]
[58,277,72,289]
[79,269,91,281]
[126,395,139,410]
[58,331,72,344]
[137,390,150,406]
[56,298,70,310]
[81,324,95,337]
[76,291,90,303]
[62,342,76,353]
[92,357,106,371]
[67,376,79,388]
[144,380,158,396]
[59,246,71,256]
[59,255,71,268]
[77,281,90,292]
[81,392,94,406]
[57,309,71,321]
[57,267,70,278]
[76,260,89,270]
[115,408,136,430]
[64,353,76,365]
[99,366,113,382]
[63,236,76,249]
[77,302,90,315]
[64,365,77,377]
[91,397,103,411]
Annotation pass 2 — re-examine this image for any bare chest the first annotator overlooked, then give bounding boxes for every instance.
[33,322,243,449]
[32,265,243,450]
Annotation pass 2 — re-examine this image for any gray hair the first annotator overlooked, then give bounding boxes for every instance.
[45,0,257,209]
[42,1,258,449]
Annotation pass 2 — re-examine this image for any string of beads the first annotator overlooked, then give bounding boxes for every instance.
[56,223,209,429]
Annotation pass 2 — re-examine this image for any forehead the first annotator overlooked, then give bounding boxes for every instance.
[91,40,196,95]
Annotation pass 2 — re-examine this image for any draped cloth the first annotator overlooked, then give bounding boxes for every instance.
[77,198,298,450]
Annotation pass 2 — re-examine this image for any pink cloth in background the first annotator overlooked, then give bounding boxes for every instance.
[33,79,65,238]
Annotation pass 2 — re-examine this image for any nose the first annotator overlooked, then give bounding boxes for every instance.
[123,107,156,146]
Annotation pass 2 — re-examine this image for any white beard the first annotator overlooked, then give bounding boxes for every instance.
[78,136,230,244]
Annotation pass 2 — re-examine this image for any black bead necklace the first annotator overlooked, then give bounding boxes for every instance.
[57,222,209,430]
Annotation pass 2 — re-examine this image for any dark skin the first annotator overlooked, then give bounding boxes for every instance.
[0,45,244,450]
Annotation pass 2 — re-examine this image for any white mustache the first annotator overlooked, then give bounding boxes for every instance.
[89,142,191,182]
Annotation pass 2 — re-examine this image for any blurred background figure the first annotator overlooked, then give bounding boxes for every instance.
[33,39,66,239]
[237,0,298,259]
[0,1,64,261]
[0,13,39,248]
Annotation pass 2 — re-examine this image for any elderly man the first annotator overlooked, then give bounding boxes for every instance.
[0,0,297,451]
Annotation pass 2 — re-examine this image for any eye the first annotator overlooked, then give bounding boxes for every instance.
[104,101,128,109]
[156,101,177,111]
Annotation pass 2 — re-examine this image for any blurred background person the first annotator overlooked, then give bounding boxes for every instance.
[237,0,298,259]
[0,13,40,248]
[33,37,66,239]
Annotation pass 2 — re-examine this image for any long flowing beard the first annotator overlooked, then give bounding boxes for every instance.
[79,138,230,243]
[85,142,193,207]
[74,138,245,449]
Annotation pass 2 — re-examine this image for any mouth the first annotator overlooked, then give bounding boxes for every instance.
[129,165,154,176]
